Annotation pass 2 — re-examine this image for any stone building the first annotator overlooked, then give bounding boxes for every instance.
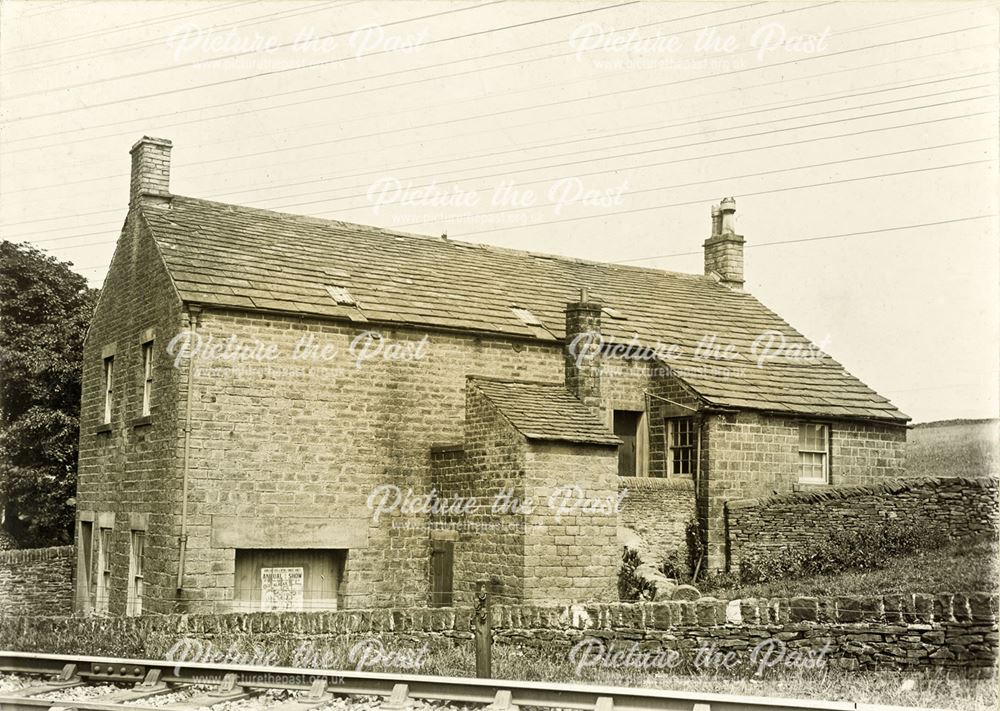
[74,137,908,615]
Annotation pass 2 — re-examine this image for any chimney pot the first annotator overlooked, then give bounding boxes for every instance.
[129,136,172,208]
[719,196,737,234]
[703,197,745,290]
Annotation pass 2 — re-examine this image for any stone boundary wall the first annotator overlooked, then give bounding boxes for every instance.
[726,476,999,569]
[618,476,695,568]
[0,545,75,616]
[1,593,995,674]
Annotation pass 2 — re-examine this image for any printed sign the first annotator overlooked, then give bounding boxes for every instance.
[260,567,304,612]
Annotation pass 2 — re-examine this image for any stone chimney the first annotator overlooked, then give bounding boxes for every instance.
[564,288,603,413]
[703,197,745,290]
[129,136,172,208]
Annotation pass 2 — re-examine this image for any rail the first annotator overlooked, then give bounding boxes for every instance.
[0,652,947,711]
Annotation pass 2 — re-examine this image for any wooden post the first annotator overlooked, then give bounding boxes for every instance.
[473,580,492,678]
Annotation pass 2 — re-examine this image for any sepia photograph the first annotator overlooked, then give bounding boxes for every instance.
[0,1,997,709]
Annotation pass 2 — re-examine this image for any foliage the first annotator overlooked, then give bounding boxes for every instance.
[659,518,705,582]
[0,242,97,546]
[737,517,951,585]
[617,546,655,601]
[703,535,997,600]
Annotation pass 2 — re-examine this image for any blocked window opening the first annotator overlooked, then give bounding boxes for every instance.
[799,423,830,483]
[430,540,454,607]
[234,549,346,612]
[668,418,695,476]
[126,530,144,616]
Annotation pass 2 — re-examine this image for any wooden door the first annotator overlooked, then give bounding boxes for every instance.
[614,411,641,476]
[430,540,454,607]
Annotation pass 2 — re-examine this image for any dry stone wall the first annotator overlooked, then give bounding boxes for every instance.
[0,546,74,616]
[727,476,999,570]
[1,594,995,675]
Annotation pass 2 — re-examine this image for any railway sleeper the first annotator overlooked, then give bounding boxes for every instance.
[267,679,333,710]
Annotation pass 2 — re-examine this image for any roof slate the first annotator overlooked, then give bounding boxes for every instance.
[139,196,908,423]
[471,378,620,446]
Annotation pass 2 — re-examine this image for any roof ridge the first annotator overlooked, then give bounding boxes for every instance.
[163,194,724,284]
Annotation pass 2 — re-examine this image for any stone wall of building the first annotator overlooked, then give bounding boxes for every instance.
[172,309,562,612]
[701,411,907,571]
[0,546,75,616]
[77,212,187,615]
[727,476,999,571]
[447,382,531,605]
[522,443,619,603]
[2,593,995,675]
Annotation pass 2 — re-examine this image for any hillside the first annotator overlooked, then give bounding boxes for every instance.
[906,418,999,478]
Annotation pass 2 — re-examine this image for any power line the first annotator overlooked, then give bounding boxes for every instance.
[262,94,997,214]
[11,38,990,216]
[6,28,990,203]
[457,159,993,236]
[9,94,992,241]
[386,137,994,228]
[612,215,998,262]
[3,1,640,119]
[5,29,992,193]
[8,67,986,228]
[2,2,358,74]
[1,0,262,54]
[1,1,772,150]
[19,155,993,251]
[3,0,509,98]
[0,3,970,150]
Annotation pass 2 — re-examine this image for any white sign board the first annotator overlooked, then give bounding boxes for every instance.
[260,567,304,612]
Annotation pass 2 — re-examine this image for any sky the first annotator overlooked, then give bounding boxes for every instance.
[1,0,997,423]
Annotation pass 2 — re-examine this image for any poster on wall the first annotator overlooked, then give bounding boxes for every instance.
[260,567,304,612]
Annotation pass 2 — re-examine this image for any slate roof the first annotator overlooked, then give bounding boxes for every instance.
[139,195,908,423]
[470,378,620,446]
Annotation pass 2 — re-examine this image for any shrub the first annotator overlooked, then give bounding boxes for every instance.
[659,518,705,583]
[618,547,655,601]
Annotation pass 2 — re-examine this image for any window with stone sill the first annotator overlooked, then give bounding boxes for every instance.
[141,341,153,417]
[126,530,145,616]
[102,356,114,424]
[799,423,830,483]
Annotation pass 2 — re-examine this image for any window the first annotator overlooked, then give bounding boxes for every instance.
[102,356,114,423]
[668,418,696,476]
[799,423,830,483]
[126,531,144,616]
[95,527,112,613]
[141,342,153,416]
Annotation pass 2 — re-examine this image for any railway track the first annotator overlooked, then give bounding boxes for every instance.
[0,652,945,711]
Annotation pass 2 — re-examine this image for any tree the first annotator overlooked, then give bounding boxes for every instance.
[0,241,98,547]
